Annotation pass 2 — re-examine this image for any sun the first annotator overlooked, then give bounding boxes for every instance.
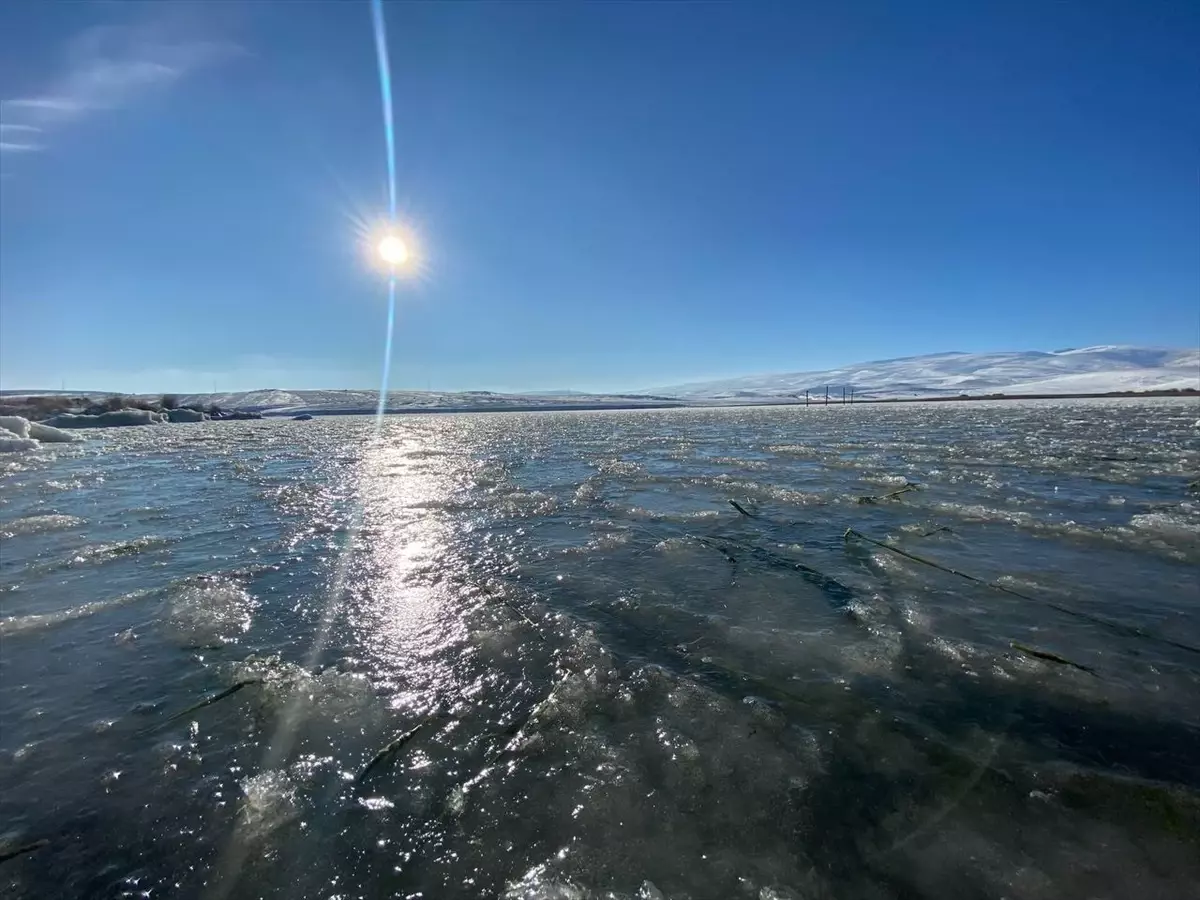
[378,234,409,266]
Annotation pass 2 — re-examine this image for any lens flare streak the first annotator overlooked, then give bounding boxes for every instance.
[206,6,408,897]
[370,0,399,428]
[371,0,397,223]
[376,276,396,427]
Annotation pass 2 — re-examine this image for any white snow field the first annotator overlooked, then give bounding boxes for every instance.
[652,346,1199,401]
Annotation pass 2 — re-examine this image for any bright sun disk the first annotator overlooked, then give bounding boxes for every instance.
[378,234,409,266]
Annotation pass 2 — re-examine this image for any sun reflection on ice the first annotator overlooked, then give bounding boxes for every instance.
[345,427,474,717]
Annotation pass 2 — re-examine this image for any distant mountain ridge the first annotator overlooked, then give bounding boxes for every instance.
[7,346,1195,414]
[652,346,1200,401]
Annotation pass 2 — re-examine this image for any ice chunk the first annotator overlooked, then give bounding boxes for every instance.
[0,416,31,438]
[43,409,165,428]
[166,408,206,423]
[27,421,82,442]
[0,427,38,453]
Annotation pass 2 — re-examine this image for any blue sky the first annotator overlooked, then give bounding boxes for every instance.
[1,1,1196,394]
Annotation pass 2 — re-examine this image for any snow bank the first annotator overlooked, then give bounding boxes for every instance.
[43,409,166,429]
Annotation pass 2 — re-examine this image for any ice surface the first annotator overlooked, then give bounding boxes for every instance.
[3,401,1198,898]
[0,514,87,538]
[238,770,300,839]
[166,577,255,646]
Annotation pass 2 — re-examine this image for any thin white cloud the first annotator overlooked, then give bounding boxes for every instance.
[5,98,88,114]
[0,18,242,154]
[0,123,45,153]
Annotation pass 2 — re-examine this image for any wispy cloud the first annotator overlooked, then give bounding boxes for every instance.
[0,123,43,152]
[0,17,242,154]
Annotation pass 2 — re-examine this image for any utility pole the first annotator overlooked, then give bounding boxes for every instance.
[825,385,829,405]
[805,390,809,407]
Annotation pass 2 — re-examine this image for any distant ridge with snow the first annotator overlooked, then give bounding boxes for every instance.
[6,347,1195,415]
[176,346,1196,413]
[652,346,1200,401]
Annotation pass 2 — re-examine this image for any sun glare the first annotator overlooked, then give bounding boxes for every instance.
[378,234,409,266]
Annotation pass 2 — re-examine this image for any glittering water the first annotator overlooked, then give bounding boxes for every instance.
[1,399,1198,899]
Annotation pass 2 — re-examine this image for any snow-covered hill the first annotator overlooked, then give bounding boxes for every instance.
[9,347,1195,415]
[653,346,1199,401]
